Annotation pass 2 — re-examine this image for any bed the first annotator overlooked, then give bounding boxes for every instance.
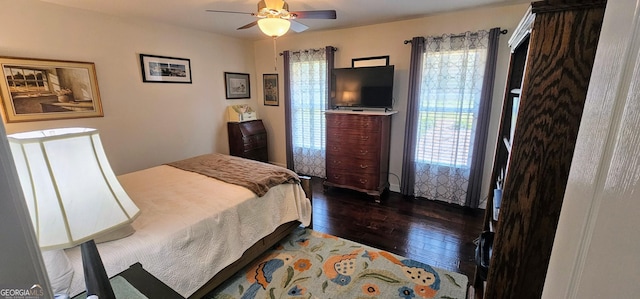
[45,153,312,298]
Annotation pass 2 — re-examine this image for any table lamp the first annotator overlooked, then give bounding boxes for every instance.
[7,128,140,299]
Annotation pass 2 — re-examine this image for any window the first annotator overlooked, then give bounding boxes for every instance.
[290,59,327,151]
[4,67,50,93]
[415,40,487,168]
[288,49,328,177]
[410,31,491,205]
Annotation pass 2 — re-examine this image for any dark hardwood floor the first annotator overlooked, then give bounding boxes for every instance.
[308,177,484,285]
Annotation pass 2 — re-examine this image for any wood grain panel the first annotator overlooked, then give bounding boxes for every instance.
[484,2,606,299]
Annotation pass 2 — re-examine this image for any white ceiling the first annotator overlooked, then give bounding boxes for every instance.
[41,0,531,40]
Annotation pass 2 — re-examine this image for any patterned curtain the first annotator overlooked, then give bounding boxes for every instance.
[400,36,425,196]
[413,30,491,205]
[285,48,330,177]
[465,28,501,208]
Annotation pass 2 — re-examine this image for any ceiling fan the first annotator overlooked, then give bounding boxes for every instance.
[206,0,337,37]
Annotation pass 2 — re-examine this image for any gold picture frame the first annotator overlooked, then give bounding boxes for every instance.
[0,56,103,123]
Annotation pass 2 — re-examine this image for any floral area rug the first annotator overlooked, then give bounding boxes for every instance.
[205,227,468,299]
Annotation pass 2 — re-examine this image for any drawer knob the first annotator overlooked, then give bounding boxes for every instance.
[359,179,368,184]
[361,136,369,140]
[360,150,369,155]
[359,164,368,169]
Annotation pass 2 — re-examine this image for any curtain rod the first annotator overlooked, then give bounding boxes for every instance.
[403,29,508,44]
[279,46,337,56]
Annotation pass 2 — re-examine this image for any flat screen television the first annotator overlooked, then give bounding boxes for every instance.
[330,65,394,109]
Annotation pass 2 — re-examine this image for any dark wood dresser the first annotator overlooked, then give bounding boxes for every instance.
[324,111,394,202]
[227,120,268,162]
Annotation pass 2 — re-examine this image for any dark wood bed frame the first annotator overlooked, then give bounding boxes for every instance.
[188,176,312,299]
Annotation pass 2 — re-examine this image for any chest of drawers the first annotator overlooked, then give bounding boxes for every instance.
[227,120,268,163]
[324,112,392,202]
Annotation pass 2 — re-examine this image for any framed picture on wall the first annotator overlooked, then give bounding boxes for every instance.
[139,54,192,83]
[263,74,278,106]
[224,72,251,99]
[351,55,390,68]
[0,56,104,123]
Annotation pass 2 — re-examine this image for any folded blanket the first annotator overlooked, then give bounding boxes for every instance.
[166,153,300,197]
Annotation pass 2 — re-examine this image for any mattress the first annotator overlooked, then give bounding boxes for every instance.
[62,164,312,297]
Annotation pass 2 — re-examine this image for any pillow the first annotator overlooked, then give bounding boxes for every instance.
[94,224,135,244]
[41,249,74,296]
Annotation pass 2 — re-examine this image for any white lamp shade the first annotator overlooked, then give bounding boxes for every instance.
[8,128,140,250]
[257,18,291,37]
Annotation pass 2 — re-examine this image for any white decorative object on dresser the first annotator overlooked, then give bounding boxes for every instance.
[226,104,257,122]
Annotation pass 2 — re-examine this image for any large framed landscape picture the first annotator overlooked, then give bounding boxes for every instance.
[0,56,104,123]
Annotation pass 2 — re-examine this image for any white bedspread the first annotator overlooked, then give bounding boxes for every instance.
[62,165,312,297]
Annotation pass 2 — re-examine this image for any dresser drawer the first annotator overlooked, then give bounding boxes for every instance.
[326,141,380,159]
[243,148,268,162]
[242,133,267,150]
[325,170,378,190]
[326,129,379,146]
[326,153,380,174]
[326,113,380,132]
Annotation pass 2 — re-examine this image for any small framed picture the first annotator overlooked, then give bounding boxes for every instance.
[263,74,278,106]
[140,54,192,83]
[0,56,104,123]
[224,72,251,99]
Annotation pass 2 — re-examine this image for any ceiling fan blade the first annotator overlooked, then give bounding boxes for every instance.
[289,10,337,19]
[237,21,258,30]
[290,20,309,33]
[206,9,255,16]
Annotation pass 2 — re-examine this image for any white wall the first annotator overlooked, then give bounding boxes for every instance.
[0,0,257,175]
[252,3,529,201]
[543,0,640,297]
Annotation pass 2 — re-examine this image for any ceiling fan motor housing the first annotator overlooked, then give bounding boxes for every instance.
[207,0,335,34]
[258,0,291,18]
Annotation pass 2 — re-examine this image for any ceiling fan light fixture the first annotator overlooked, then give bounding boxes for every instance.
[257,18,291,37]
